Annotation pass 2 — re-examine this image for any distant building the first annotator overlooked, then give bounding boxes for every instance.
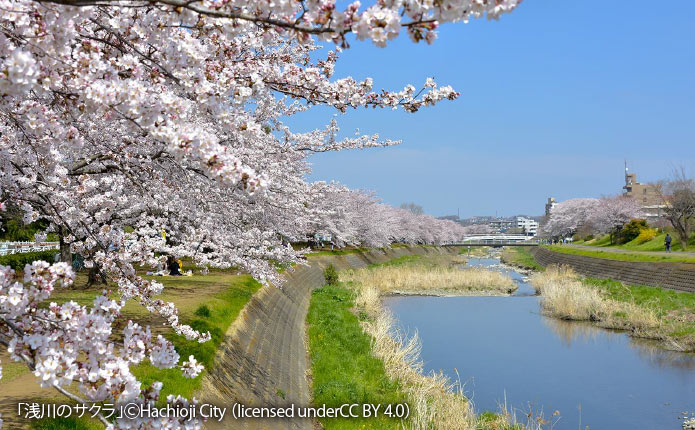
[545,197,557,216]
[623,167,663,220]
[488,218,515,233]
[516,216,539,236]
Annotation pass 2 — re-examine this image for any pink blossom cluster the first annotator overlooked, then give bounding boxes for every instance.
[301,185,468,247]
[0,262,202,427]
[0,0,520,426]
[541,197,644,238]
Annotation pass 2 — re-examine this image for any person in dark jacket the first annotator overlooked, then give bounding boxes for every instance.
[167,255,182,275]
[665,233,672,252]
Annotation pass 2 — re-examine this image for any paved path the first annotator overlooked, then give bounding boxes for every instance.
[201,262,324,430]
[200,246,456,430]
[561,244,695,258]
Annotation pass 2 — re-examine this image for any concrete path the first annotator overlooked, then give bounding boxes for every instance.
[562,244,695,258]
[200,262,324,430]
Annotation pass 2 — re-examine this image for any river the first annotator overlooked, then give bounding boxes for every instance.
[383,256,695,429]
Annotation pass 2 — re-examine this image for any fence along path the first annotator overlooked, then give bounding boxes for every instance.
[530,247,695,293]
[200,246,457,430]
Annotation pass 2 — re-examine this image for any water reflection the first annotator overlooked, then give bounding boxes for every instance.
[542,317,607,347]
[540,288,695,371]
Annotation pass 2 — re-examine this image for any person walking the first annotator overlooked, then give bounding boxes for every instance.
[665,233,672,252]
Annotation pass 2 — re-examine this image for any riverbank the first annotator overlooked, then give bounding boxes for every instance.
[307,255,521,430]
[307,253,524,430]
[503,247,695,352]
[530,265,695,352]
[544,244,695,263]
[201,245,462,430]
[529,246,695,293]
[500,247,545,271]
[575,230,695,253]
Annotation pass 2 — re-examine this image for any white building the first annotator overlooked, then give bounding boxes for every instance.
[545,197,557,216]
[516,216,539,236]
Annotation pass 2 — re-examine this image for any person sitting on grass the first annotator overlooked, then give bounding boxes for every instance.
[665,233,672,252]
[167,255,182,276]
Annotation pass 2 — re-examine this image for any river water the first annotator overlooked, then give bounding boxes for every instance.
[383,257,695,429]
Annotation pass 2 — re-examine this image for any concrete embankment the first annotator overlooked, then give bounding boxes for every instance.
[200,245,457,430]
[529,247,695,293]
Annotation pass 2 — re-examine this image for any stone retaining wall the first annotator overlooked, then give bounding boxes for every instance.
[529,247,695,293]
[200,245,457,430]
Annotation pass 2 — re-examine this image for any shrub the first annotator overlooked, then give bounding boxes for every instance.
[0,250,58,270]
[584,234,594,241]
[194,305,211,318]
[323,263,339,285]
[618,219,649,244]
[634,228,658,244]
[0,218,51,241]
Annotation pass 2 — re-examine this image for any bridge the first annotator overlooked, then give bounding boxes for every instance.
[446,234,540,247]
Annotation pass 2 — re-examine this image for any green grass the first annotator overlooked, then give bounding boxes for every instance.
[545,245,695,263]
[31,417,103,430]
[1,360,30,384]
[131,274,260,401]
[307,247,368,257]
[582,277,695,342]
[500,247,544,271]
[585,234,613,247]
[582,231,695,252]
[371,254,424,268]
[307,283,408,429]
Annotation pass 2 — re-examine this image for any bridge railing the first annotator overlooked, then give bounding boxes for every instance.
[444,235,540,246]
[0,241,60,256]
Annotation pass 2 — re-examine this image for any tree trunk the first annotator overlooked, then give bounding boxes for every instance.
[677,229,689,251]
[672,221,689,250]
[87,264,107,287]
[58,226,72,263]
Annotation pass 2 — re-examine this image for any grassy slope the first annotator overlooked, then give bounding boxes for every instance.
[307,247,368,257]
[500,247,544,271]
[583,277,695,343]
[582,231,695,252]
[544,245,695,263]
[307,283,408,430]
[24,271,260,430]
[131,274,260,401]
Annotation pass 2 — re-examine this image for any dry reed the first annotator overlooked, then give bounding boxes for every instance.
[355,283,477,430]
[342,263,516,296]
[530,265,660,335]
[345,258,552,429]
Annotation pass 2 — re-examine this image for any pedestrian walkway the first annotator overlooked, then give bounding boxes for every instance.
[563,244,695,258]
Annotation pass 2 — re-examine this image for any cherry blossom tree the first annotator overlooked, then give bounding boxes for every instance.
[305,186,466,247]
[461,223,495,235]
[541,198,599,239]
[589,196,644,244]
[0,0,520,426]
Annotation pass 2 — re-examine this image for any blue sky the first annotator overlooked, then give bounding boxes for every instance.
[289,0,695,218]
